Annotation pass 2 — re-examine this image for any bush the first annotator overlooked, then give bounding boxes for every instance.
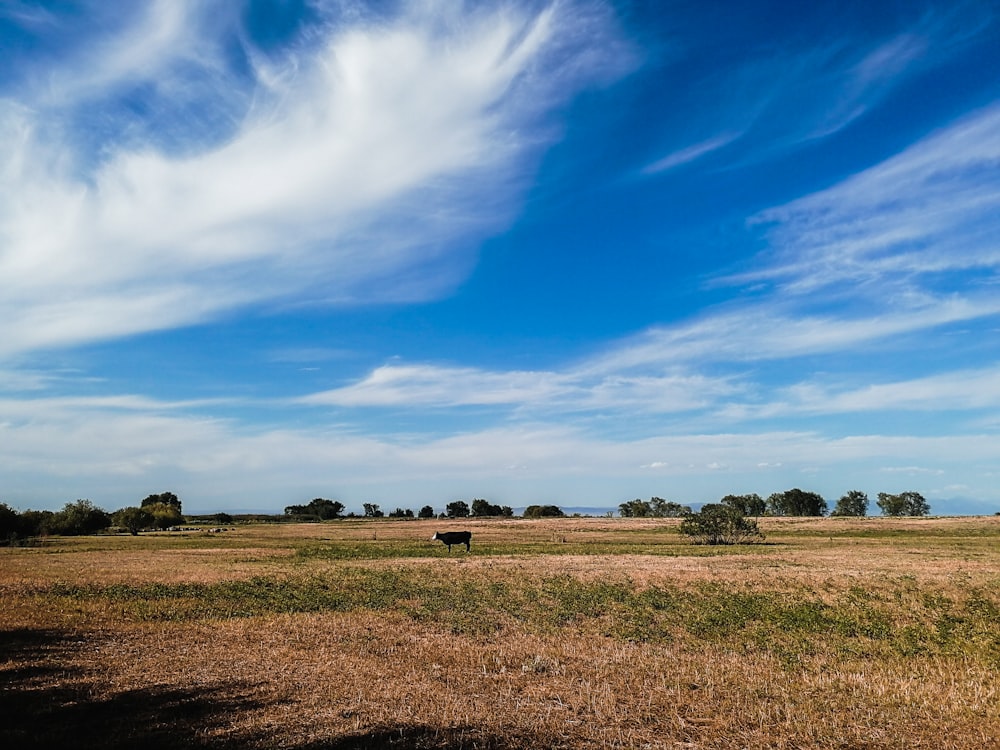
[678,504,764,545]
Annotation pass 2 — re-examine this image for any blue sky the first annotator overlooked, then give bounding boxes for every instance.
[2,0,999,515]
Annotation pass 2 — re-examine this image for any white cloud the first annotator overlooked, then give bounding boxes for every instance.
[295,89,1000,430]
[731,103,1000,295]
[880,466,945,475]
[649,15,961,174]
[703,364,1000,423]
[641,132,740,174]
[300,364,574,408]
[4,393,999,511]
[583,294,1000,376]
[793,367,1000,414]
[298,361,742,414]
[0,1,632,358]
[32,0,213,108]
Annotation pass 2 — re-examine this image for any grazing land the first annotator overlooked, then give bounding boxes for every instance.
[2,516,999,749]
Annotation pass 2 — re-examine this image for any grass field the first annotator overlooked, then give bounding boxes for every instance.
[2,516,999,749]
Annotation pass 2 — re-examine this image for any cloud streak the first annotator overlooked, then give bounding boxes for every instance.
[640,7,981,176]
[732,103,1000,296]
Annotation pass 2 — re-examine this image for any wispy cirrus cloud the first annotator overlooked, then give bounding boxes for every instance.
[27,0,217,108]
[733,103,1000,296]
[584,295,1000,375]
[0,1,633,358]
[300,364,575,408]
[715,366,1000,422]
[299,362,740,414]
[640,132,741,174]
[642,6,990,174]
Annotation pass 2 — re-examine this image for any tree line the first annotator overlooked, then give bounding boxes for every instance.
[1,486,933,544]
[284,498,568,521]
[0,492,547,542]
[620,489,930,518]
[668,489,931,547]
[0,492,192,543]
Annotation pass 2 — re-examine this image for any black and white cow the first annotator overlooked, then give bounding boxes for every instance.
[431,530,472,552]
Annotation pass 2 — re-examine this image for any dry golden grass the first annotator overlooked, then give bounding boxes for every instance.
[2,516,999,749]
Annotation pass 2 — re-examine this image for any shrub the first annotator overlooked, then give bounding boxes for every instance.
[678,504,764,545]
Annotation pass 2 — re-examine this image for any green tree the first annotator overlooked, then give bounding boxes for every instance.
[143,502,184,530]
[16,510,55,537]
[388,507,414,518]
[284,498,345,520]
[766,488,827,516]
[418,505,435,519]
[0,502,18,539]
[141,492,181,514]
[446,500,470,518]
[832,490,868,517]
[678,504,764,545]
[619,499,651,517]
[649,497,692,517]
[113,506,154,535]
[51,499,112,535]
[900,491,930,516]
[471,498,499,517]
[470,498,511,517]
[877,491,930,517]
[720,493,766,517]
[362,503,384,518]
[523,504,565,518]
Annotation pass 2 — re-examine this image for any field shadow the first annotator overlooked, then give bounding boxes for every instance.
[0,627,271,750]
[1,628,560,750]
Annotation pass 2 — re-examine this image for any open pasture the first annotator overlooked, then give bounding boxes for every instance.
[2,516,999,749]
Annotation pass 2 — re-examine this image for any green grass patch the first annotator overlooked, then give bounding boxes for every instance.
[29,569,1000,663]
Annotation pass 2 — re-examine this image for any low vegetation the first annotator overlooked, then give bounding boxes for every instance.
[2,516,998,748]
[677,503,764,545]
